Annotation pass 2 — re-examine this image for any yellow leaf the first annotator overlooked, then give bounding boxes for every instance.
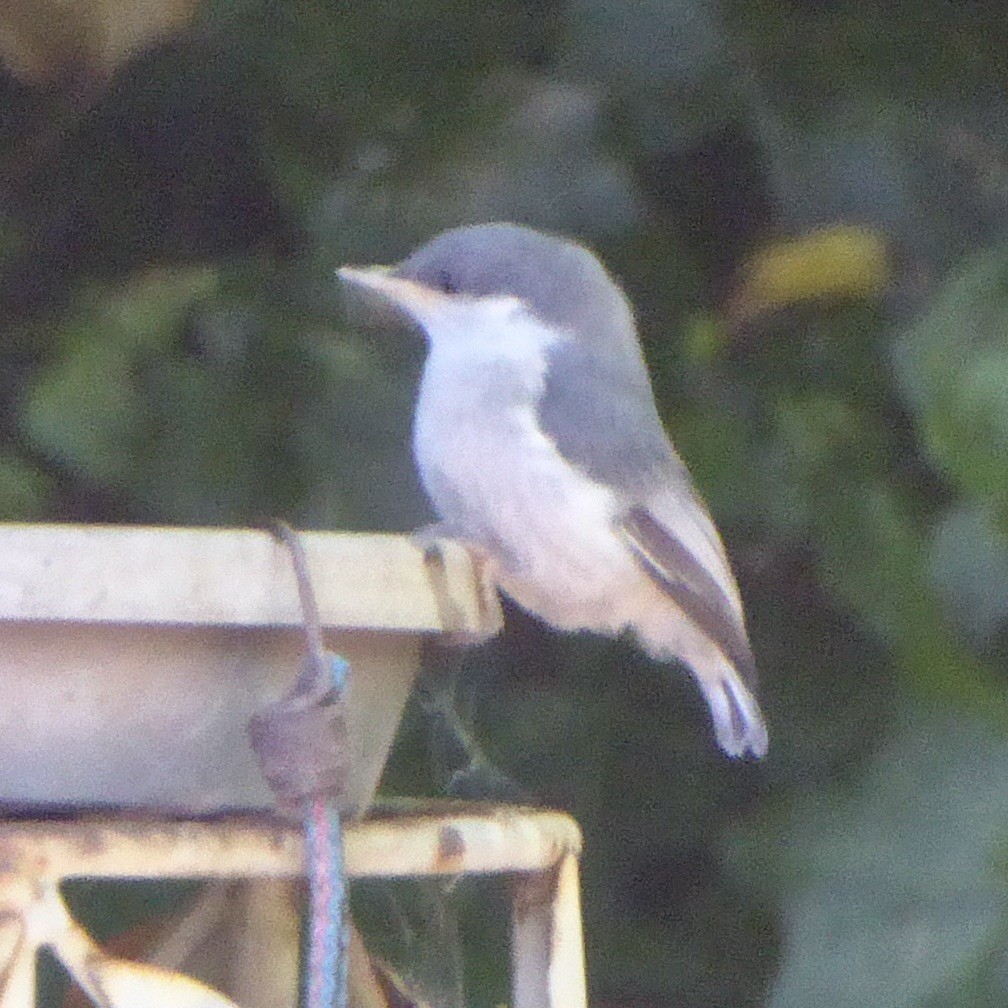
[34,883,239,1008]
[0,0,200,85]
[86,960,240,1008]
[726,224,891,327]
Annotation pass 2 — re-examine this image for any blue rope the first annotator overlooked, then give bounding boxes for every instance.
[304,654,350,1008]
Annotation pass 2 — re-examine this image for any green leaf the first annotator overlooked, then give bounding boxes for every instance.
[891,243,1008,525]
[0,454,52,518]
[742,708,1008,1008]
[929,504,1008,648]
[22,269,218,487]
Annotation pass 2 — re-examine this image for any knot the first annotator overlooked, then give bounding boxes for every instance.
[247,522,352,815]
[247,653,350,814]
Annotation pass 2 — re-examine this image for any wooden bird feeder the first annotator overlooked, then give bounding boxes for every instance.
[0,523,587,1008]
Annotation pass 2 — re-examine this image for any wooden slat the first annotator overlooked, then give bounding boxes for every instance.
[0,809,582,881]
[0,524,489,634]
[511,853,588,1008]
[0,810,587,1008]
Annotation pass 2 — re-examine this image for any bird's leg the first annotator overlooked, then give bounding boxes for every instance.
[412,523,503,644]
[411,520,468,556]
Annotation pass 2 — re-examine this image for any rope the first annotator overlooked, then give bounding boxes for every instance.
[268,523,350,1008]
[303,653,350,1008]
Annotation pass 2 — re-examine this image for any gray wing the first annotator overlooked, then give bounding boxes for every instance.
[537,338,757,690]
[622,497,757,689]
[537,336,678,491]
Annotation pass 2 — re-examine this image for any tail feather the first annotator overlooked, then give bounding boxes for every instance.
[696,673,768,759]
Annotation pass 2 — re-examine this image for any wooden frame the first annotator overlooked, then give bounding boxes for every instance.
[0,523,492,812]
[0,525,587,1006]
[0,810,586,1008]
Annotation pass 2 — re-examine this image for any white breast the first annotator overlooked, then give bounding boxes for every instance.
[412,295,556,522]
[411,300,636,630]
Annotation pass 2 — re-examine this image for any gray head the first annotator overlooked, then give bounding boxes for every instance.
[396,224,634,339]
[339,223,638,353]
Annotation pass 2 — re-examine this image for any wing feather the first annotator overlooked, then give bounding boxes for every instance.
[535,333,767,755]
[622,500,757,689]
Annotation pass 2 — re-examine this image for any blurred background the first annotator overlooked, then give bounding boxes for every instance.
[2,1,1008,1006]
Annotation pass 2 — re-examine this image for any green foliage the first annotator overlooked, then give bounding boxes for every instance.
[24,270,218,492]
[734,710,1008,1008]
[0,453,51,517]
[2,1,1008,1005]
[929,504,1008,649]
[893,243,1008,527]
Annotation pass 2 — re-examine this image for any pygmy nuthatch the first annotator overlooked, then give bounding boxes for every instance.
[340,223,768,759]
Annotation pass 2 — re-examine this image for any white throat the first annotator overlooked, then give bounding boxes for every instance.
[415,295,566,380]
[411,296,572,534]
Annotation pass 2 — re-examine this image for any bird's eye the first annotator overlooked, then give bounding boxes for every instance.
[436,270,457,294]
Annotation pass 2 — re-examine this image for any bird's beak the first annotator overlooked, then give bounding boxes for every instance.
[337,265,447,317]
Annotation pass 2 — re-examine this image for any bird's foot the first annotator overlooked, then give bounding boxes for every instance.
[413,524,503,644]
[412,521,467,558]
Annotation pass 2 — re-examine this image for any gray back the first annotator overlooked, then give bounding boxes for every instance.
[396,223,676,491]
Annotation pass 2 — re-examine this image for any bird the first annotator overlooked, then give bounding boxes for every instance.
[339,223,768,758]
